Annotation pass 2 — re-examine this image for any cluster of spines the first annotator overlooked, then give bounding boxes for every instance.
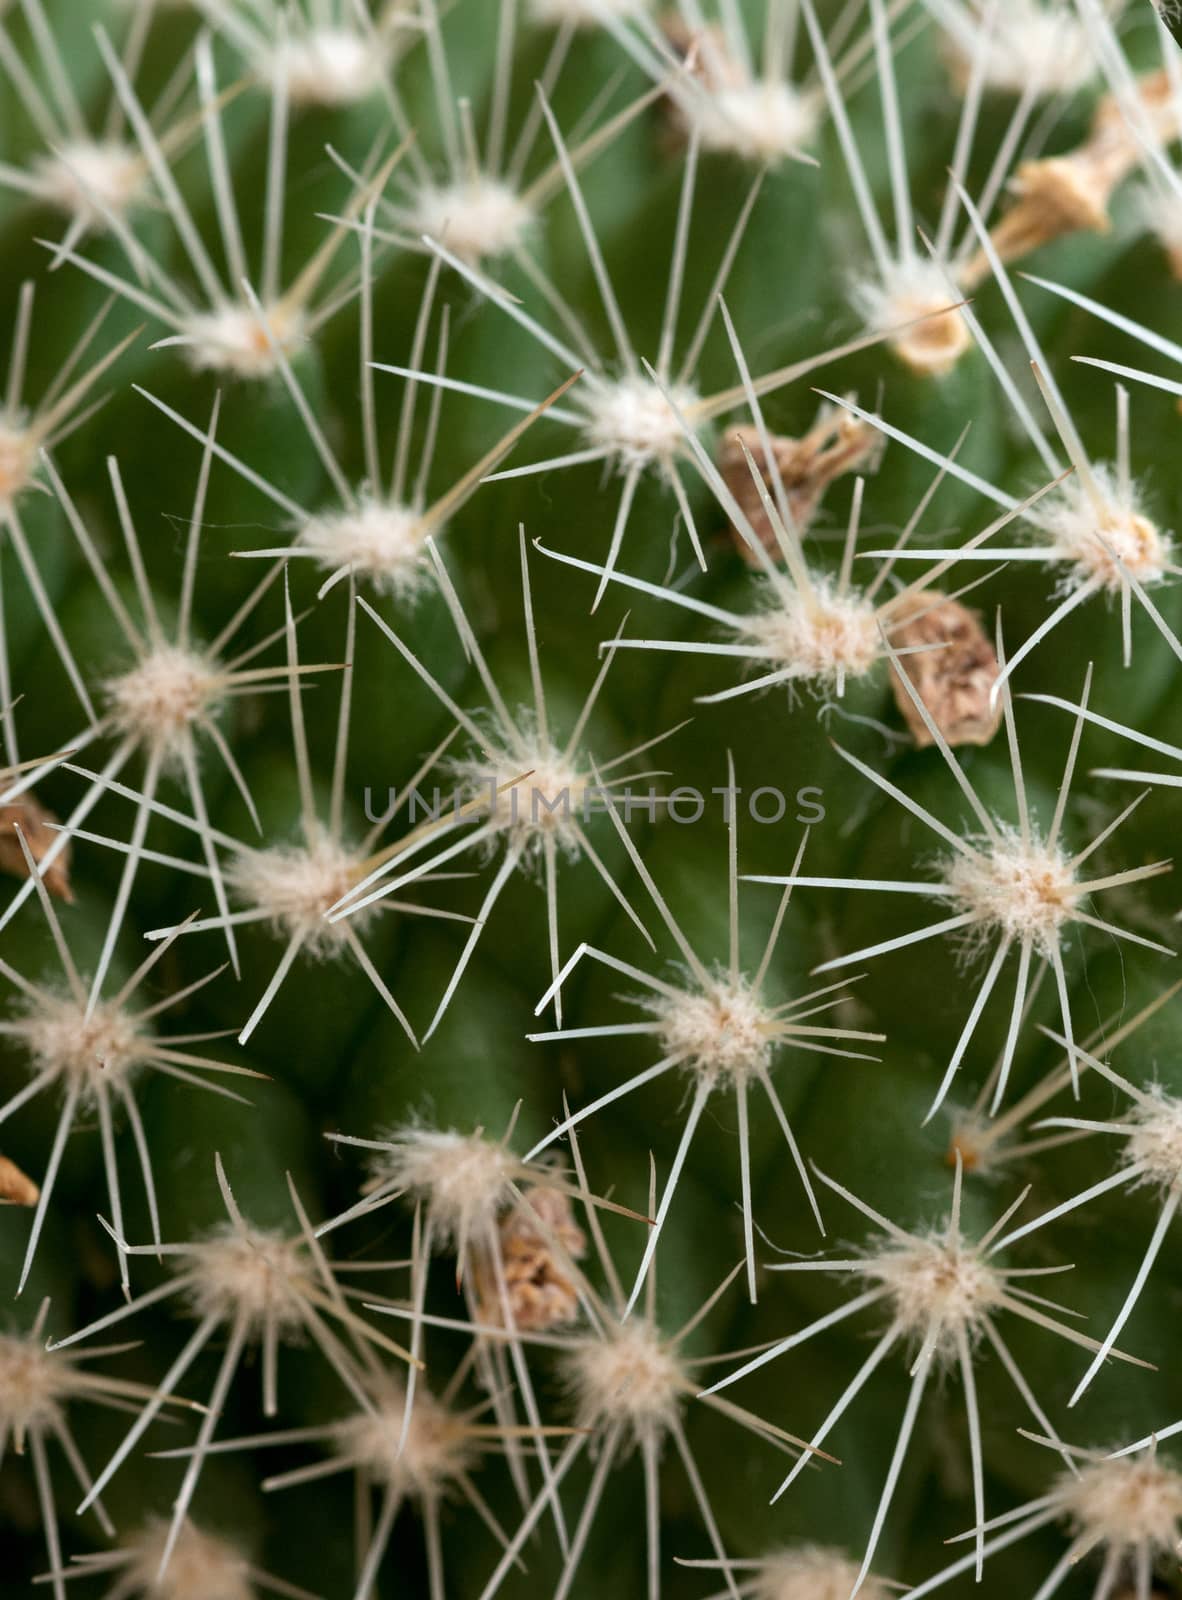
[0,1,1181,1598]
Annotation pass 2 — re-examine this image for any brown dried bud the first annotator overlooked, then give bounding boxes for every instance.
[471,1185,586,1333]
[960,154,1114,289]
[0,793,72,901]
[0,1155,39,1207]
[719,409,883,563]
[1089,67,1177,147]
[885,592,1001,749]
[961,70,1182,289]
[1099,70,1182,280]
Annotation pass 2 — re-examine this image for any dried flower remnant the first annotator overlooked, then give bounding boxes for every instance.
[963,156,1113,287]
[718,408,883,563]
[376,1141,818,1600]
[425,93,914,599]
[545,339,1057,707]
[0,793,71,899]
[887,592,1001,748]
[315,1113,635,1555]
[659,14,737,97]
[0,1154,38,1206]
[471,1184,588,1332]
[959,71,1182,288]
[1063,1,1182,280]
[828,180,1182,692]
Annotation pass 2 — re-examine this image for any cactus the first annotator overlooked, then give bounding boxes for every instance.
[2,0,1182,1596]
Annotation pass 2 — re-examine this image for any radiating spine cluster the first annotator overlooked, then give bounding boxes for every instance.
[0,1,1181,1598]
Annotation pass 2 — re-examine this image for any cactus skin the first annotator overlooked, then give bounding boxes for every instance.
[1,1,1182,1597]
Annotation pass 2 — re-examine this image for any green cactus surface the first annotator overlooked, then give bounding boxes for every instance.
[2,2,1182,1598]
